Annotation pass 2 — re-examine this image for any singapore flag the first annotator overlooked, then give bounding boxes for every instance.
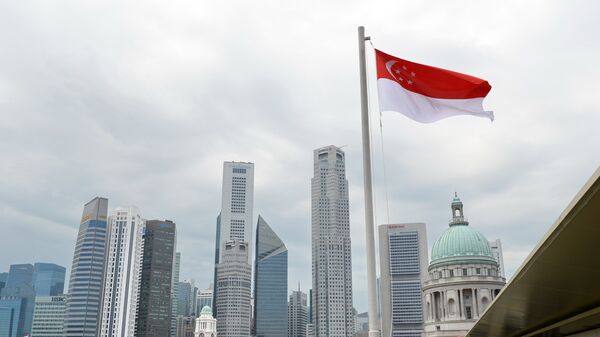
[375,49,494,123]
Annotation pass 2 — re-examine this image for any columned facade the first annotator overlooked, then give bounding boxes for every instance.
[423,195,505,337]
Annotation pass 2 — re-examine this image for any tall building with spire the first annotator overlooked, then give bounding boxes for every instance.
[254,216,288,337]
[288,287,308,337]
[311,145,354,337]
[213,162,254,318]
[99,206,145,337]
[423,194,505,337]
[63,197,109,337]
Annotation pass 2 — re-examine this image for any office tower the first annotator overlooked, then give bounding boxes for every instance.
[178,281,198,317]
[354,312,368,332]
[213,161,254,317]
[378,223,428,337]
[171,252,181,337]
[311,145,354,337]
[0,296,27,337]
[306,289,313,337]
[197,285,213,314]
[31,295,67,337]
[215,241,251,337]
[489,239,505,278]
[254,216,288,337]
[288,288,307,337]
[194,306,217,337]
[0,273,7,293]
[63,197,109,337]
[136,220,177,337]
[176,316,196,337]
[99,206,145,337]
[1,263,35,335]
[32,263,66,297]
[4,264,33,290]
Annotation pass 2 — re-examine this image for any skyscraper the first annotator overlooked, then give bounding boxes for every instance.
[196,285,213,315]
[171,252,181,337]
[378,223,429,337]
[311,145,354,337]
[1,263,35,335]
[0,296,27,337]
[0,273,7,293]
[178,281,198,317]
[288,288,307,337]
[254,216,288,337]
[32,263,66,297]
[64,197,109,337]
[488,239,505,278]
[136,220,177,337]
[99,206,145,337]
[31,295,67,337]
[215,241,251,337]
[213,161,254,318]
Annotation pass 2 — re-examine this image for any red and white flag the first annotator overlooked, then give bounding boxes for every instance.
[375,49,493,123]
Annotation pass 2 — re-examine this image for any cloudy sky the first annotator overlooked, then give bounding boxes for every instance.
[1,0,599,312]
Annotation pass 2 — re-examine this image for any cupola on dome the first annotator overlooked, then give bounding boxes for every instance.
[429,194,497,269]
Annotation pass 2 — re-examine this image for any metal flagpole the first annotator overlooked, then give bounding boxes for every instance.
[358,26,381,337]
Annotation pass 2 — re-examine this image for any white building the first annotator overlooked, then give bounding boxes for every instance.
[31,295,67,337]
[311,145,354,337]
[379,223,429,337]
[197,284,213,315]
[288,288,308,337]
[488,239,505,278]
[195,306,217,337]
[215,241,252,337]
[217,161,254,264]
[99,206,145,337]
[423,195,505,337]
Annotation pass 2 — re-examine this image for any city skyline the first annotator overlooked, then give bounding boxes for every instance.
[2,1,600,314]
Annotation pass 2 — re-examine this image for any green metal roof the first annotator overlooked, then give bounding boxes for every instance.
[200,305,212,316]
[430,223,496,269]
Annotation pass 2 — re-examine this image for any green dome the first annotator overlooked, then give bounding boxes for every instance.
[200,306,212,316]
[429,194,497,269]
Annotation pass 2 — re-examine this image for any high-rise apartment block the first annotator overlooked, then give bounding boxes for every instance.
[99,206,145,337]
[31,295,67,337]
[288,288,308,337]
[63,196,109,337]
[379,223,429,337]
[215,241,252,337]
[254,216,288,337]
[136,220,177,337]
[311,146,354,337]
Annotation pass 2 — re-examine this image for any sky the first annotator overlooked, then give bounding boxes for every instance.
[1,0,599,312]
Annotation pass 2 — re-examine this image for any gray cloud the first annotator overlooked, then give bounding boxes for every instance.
[1,0,599,312]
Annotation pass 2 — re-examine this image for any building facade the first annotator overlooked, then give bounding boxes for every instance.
[0,296,27,337]
[197,285,213,315]
[195,306,217,337]
[311,145,354,337]
[136,220,177,337]
[172,252,181,337]
[378,223,429,337]
[254,216,288,337]
[99,206,145,337]
[1,264,35,335]
[288,289,308,337]
[64,197,109,337]
[31,295,67,337]
[488,239,505,278]
[176,316,196,337]
[213,161,254,318]
[32,263,66,297]
[215,241,252,337]
[423,195,506,337]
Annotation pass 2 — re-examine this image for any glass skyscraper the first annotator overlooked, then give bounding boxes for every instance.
[32,263,66,297]
[0,296,27,337]
[136,220,177,337]
[254,215,288,337]
[1,264,35,336]
[63,197,109,337]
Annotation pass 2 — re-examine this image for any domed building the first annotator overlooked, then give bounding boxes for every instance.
[423,194,505,337]
[195,306,217,337]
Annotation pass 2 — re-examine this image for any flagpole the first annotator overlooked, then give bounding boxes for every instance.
[358,25,381,337]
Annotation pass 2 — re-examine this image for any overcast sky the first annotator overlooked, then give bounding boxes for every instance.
[1,0,599,312]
